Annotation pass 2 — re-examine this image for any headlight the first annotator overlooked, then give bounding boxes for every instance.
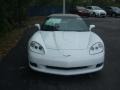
[89,42,104,55]
[30,41,45,55]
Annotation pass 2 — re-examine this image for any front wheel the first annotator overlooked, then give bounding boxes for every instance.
[92,12,97,17]
[85,14,90,18]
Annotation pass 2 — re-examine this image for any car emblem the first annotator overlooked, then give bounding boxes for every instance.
[63,54,71,57]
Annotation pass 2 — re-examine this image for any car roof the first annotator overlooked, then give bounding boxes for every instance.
[48,14,81,18]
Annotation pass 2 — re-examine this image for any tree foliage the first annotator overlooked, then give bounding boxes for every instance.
[0,0,34,32]
[0,0,119,33]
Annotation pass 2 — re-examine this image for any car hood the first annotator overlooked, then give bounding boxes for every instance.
[115,9,120,13]
[78,9,89,13]
[40,31,91,50]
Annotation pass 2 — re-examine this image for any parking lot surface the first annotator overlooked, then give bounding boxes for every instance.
[0,17,120,90]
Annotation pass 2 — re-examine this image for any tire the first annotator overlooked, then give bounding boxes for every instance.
[93,12,96,17]
[86,15,90,18]
[102,16,106,18]
[112,13,116,17]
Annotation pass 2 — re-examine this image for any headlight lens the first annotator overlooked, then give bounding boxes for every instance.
[30,41,45,55]
[89,42,104,55]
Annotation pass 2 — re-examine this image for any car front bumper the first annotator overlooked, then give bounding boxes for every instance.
[96,12,106,17]
[28,49,105,75]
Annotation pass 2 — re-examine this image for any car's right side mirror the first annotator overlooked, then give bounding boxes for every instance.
[34,24,41,30]
[89,25,95,31]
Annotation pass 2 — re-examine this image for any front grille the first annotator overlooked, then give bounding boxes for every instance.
[100,13,105,16]
[46,66,89,70]
[96,63,103,68]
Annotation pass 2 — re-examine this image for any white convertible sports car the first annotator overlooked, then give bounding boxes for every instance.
[28,14,105,75]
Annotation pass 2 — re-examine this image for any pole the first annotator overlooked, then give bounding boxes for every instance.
[63,0,66,14]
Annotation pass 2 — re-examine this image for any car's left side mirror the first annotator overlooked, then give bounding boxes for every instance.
[35,24,41,30]
[89,25,95,31]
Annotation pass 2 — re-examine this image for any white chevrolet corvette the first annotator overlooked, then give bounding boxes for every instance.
[28,14,105,75]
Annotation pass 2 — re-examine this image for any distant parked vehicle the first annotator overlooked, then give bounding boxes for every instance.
[103,6,120,17]
[70,6,90,17]
[86,6,107,17]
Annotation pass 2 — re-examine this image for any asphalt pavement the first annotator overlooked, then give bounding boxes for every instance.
[0,17,120,90]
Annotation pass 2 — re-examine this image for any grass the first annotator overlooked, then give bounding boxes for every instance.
[0,16,45,58]
[0,28,24,57]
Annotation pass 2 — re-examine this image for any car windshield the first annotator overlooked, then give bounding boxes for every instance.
[92,6,102,10]
[41,17,89,32]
